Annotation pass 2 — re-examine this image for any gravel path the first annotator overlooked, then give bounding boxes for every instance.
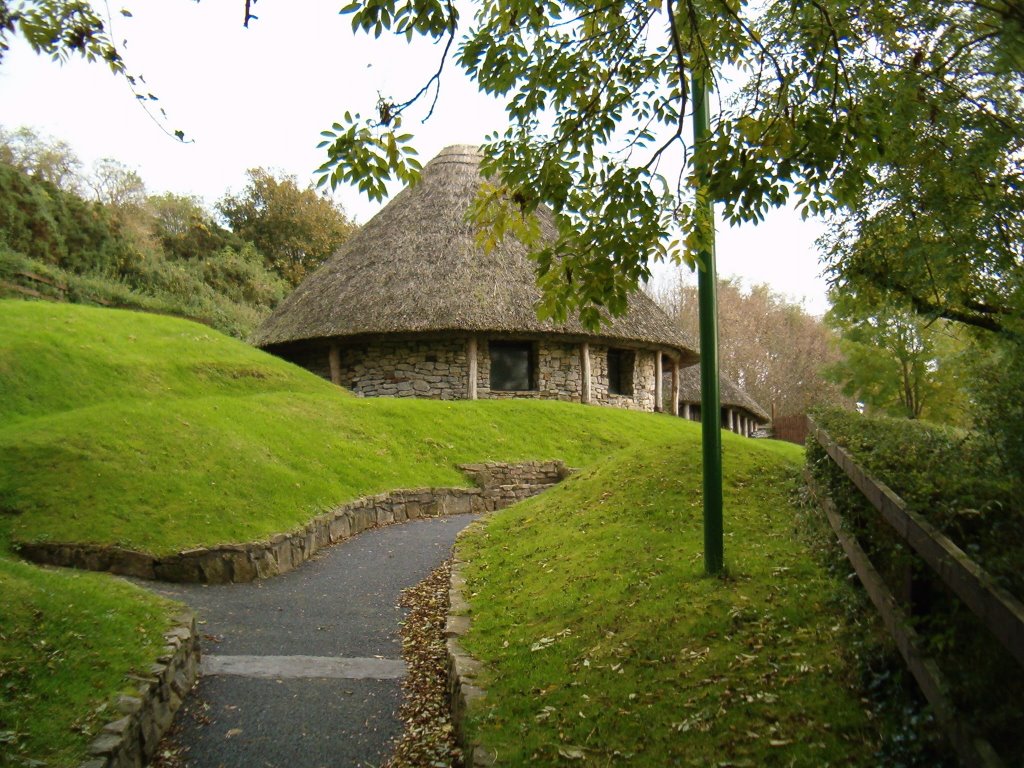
[148,514,479,768]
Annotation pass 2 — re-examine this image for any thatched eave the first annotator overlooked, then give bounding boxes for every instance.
[253,145,697,362]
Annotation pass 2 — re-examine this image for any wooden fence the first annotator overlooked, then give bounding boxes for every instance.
[806,416,1024,768]
[771,413,808,445]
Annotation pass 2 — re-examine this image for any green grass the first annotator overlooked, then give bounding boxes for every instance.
[0,300,695,554]
[0,300,897,766]
[456,434,885,766]
[0,299,701,766]
[0,557,179,766]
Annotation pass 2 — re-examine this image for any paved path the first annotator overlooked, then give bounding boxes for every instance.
[149,514,480,768]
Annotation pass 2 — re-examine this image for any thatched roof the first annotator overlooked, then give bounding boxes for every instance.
[676,366,770,422]
[252,145,697,359]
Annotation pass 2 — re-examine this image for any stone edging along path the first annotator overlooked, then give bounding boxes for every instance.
[446,541,500,767]
[79,612,200,768]
[16,461,570,584]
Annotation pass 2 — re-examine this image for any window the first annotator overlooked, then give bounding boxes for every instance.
[489,341,535,391]
[607,348,635,396]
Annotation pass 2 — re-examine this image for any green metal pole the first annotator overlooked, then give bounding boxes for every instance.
[692,69,724,575]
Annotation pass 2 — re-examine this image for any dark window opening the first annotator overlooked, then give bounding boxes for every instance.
[489,341,535,391]
[425,354,438,363]
[689,404,702,422]
[607,348,635,396]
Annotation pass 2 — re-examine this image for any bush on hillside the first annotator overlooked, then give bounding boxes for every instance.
[0,162,133,274]
[807,408,1023,762]
[0,163,290,338]
[147,192,249,262]
[196,244,289,309]
[0,247,265,339]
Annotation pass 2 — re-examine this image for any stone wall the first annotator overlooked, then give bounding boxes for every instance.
[18,461,570,585]
[475,340,657,411]
[587,344,657,412]
[475,339,584,402]
[340,338,470,399]
[272,336,666,412]
[445,544,495,767]
[80,613,199,768]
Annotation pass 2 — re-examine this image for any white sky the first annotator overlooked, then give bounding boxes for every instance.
[0,2,831,315]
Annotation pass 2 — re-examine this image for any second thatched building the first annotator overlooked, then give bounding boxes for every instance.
[252,145,698,412]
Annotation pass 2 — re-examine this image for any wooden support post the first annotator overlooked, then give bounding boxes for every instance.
[328,344,342,386]
[682,402,691,420]
[580,342,591,404]
[671,357,680,416]
[654,352,663,412]
[467,336,478,400]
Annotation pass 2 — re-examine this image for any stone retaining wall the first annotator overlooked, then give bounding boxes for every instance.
[446,541,499,767]
[79,612,200,768]
[17,461,569,585]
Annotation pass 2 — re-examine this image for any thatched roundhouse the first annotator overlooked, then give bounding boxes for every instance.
[253,145,698,411]
[675,367,770,436]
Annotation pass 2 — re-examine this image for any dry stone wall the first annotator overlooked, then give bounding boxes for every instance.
[18,461,570,585]
[78,613,199,768]
[588,344,657,411]
[446,542,498,767]
[474,339,584,402]
[275,336,663,412]
[340,338,469,399]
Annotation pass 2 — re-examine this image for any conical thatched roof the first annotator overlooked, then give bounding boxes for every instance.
[676,367,770,422]
[252,145,697,358]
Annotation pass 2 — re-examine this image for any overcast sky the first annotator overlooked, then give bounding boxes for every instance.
[0,2,831,315]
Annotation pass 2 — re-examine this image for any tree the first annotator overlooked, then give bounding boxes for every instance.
[3,3,1021,327]
[217,168,356,286]
[146,192,247,262]
[825,296,971,423]
[656,273,847,417]
[0,124,84,193]
[89,157,146,208]
[310,0,1024,336]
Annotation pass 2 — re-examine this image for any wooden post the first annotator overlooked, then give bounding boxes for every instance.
[467,336,478,400]
[671,357,680,416]
[580,342,591,404]
[682,402,691,420]
[328,344,342,386]
[654,352,663,412]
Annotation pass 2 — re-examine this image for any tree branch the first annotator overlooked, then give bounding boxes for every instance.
[644,0,688,171]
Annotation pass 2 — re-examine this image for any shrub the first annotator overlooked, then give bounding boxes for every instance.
[807,408,1023,761]
[0,162,134,274]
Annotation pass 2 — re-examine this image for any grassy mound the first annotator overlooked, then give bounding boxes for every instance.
[0,557,179,765]
[457,435,887,765]
[0,300,692,554]
[0,299,696,766]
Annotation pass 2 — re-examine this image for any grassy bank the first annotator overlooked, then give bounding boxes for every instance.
[0,299,700,766]
[1,300,691,555]
[0,557,179,766]
[456,434,889,765]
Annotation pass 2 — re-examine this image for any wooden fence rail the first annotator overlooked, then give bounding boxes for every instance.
[806,416,1024,768]
[809,419,1024,669]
